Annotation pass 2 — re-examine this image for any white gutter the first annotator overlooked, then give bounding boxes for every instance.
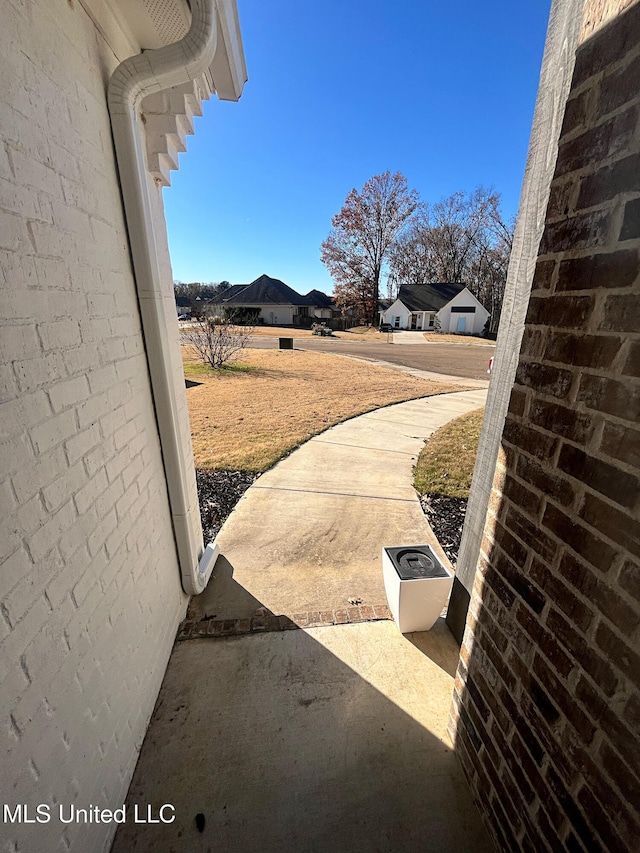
[107,0,220,595]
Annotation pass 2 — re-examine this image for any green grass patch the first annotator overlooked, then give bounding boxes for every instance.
[183,361,257,378]
[413,407,485,499]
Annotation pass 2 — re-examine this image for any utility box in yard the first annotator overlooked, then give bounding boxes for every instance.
[382,545,453,633]
[278,337,294,349]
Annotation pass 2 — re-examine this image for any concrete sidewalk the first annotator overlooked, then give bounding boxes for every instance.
[111,389,494,853]
[190,389,487,620]
[387,330,429,344]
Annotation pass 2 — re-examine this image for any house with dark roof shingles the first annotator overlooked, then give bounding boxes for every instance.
[175,295,192,317]
[305,289,336,319]
[207,274,337,325]
[380,283,489,334]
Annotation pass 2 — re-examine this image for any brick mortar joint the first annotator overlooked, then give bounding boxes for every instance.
[552,157,637,205]
[566,52,638,107]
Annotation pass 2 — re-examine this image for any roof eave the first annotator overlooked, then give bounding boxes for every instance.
[209,0,248,101]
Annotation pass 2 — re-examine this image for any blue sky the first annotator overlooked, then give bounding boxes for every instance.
[165,0,552,293]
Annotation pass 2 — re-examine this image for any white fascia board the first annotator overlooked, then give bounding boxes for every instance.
[210,0,248,101]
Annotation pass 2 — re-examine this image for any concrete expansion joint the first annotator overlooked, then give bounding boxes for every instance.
[177,604,393,640]
[312,438,417,456]
[251,484,419,503]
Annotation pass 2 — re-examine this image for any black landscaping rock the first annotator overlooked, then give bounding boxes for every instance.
[196,469,256,541]
[419,494,468,566]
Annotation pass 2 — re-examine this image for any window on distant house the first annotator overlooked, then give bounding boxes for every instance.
[394,316,401,328]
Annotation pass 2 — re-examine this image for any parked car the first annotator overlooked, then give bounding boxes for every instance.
[177,314,190,321]
[379,323,393,332]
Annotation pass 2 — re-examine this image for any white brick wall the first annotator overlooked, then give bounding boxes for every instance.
[1,2,192,851]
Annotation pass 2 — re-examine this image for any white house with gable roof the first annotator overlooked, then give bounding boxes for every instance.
[380,283,490,335]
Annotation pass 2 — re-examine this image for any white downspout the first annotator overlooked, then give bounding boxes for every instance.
[108,0,219,594]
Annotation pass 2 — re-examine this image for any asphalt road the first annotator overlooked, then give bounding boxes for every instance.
[247,336,494,381]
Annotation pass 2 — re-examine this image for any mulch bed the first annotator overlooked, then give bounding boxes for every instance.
[196,469,257,541]
[419,494,468,566]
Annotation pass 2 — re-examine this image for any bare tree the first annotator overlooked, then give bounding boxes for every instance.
[182,316,254,369]
[470,208,514,332]
[388,187,513,333]
[321,171,420,325]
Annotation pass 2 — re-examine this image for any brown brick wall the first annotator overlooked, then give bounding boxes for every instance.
[580,0,638,40]
[450,3,640,851]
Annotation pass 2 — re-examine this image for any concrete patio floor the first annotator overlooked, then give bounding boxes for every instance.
[111,389,494,852]
[112,621,494,853]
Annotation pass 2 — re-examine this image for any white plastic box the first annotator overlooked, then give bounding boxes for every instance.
[382,545,453,633]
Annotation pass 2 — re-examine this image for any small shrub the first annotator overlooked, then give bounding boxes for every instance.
[182,317,254,369]
[226,307,261,326]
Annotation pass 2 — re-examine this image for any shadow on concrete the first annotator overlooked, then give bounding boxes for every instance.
[186,555,263,622]
[404,619,459,678]
[112,570,494,853]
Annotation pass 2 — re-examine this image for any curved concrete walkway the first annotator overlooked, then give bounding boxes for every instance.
[191,388,487,621]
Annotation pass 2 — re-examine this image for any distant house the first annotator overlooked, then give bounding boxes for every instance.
[175,295,192,317]
[208,274,337,325]
[305,289,339,320]
[380,283,489,335]
[215,284,247,300]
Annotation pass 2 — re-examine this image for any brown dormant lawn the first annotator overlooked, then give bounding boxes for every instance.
[413,407,485,498]
[422,332,494,346]
[184,347,464,471]
[248,325,381,341]
[333,326,384,341]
